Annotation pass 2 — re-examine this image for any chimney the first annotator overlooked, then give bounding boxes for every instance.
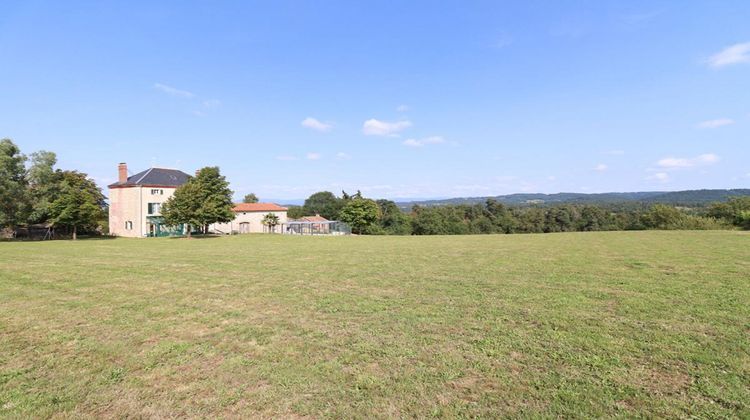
[118,163,128,183]
[195,169,200,177]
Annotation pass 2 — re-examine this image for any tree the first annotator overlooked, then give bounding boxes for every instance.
[302,191,344,220]
[243,193,259,203]
[26,150,62,224]
[708,197,750,229]
[411,206,447,235]
[641,204,684,229]
[48,171,106,239]
[192,167,234,232]
[161,181,203,238]
[161,167,234,237]
[286,205,305,219]
[339,197,381,234]
[0,139,28,230]
[261,213,280,233]
[738,210,750,230]
[376,199,411,235]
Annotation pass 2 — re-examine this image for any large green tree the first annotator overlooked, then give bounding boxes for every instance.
[339,197,381,234]
[26,150,63,224]
[48,171,106,240]
[192,167,234,232]
[0,139,28,230]
[161,167,234,236]
[161,181,203,238]
[302,191,344,220]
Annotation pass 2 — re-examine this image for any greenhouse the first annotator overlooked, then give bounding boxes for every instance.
[281,220,351,235]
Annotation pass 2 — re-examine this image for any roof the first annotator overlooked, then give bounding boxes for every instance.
[298,215,328,222]
[233,203,288,212]
[109,167,191,188]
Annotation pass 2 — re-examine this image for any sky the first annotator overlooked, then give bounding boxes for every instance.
[1,1,749,201]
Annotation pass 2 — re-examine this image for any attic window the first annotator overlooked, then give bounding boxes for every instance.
[151,189,163,195]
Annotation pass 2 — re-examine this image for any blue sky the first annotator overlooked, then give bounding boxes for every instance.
[1,1,749,201]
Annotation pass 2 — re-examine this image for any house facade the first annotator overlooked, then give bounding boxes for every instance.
[108,163,288,237]
[108,163,191,237]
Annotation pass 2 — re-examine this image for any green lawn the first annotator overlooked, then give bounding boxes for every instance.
[1,231,748,418]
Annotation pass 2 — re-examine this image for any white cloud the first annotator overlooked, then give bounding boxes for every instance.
[396,104,410,112]
[276,155,298,161]
[403,136,446,147]
[547,176,557,181]
[203,99,221,109]
[646,172,670,183]
[657,153,720,169]
[306,152,321,160]
[335,152,351,160]
[362,119,412,136]
[697,118,734,129]
[301,117,333,132]
[593,164,608,171]
[153,83,194,98]
[707,42,750,68]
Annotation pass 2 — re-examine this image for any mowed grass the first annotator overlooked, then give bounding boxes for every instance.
[1,231,748,418]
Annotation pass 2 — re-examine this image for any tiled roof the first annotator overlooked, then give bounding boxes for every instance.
[299,215,328,222]
[233,203,288,212]
[109,167,190,188]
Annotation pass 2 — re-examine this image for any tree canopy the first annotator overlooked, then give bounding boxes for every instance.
[0,139,28,229]
[27,150,62,224]
[48,171,106,239]
[302,191,344,220]
[339,197,381,234]
[161,166,234,236]
[161,181,204,237]
[243,193,259,203]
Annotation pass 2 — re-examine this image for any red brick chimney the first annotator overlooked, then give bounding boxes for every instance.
[118,163,128,183]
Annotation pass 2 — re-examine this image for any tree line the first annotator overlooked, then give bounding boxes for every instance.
[3,137,748,239]
[288,190,750,235]
[0,139,105,239]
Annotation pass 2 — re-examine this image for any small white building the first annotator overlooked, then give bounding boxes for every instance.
[210,203,288,234]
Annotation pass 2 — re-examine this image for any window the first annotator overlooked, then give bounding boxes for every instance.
[125,221,133,230]
[151,189,163,195]
[147,203,161,215]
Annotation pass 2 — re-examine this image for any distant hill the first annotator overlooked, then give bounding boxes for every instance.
[396,189,750,210]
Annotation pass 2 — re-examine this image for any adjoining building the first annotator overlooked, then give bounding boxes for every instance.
[107,163,289,237]
[210,203,288,234]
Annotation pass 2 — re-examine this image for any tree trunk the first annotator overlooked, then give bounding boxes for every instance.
[186,224,191,238]
[72,225,77,240]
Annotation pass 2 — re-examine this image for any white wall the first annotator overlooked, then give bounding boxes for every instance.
[108,186,177,237]
[211,211,288,234]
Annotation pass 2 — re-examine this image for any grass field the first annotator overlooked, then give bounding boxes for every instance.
[1,231,748,418]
